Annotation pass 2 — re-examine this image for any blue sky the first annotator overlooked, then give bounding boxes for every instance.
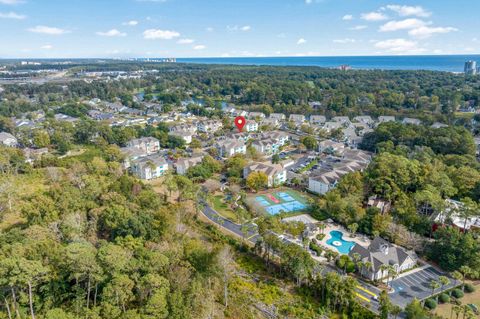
[0,0,479,58]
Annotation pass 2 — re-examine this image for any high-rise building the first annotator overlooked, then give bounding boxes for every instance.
[464,60,477,75]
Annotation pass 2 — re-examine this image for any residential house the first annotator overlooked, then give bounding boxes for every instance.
[308,160,368,195]
[120,146,149,169]
[126,137,160,155]
[251,138,278,155]
[318,140,345,154]
[434,199,480,232]
[332,116,351,125]
[310,115,326,125]
[261,131,290,146]
[353,116,374,126]
[243,162,287,187]
[0,132,17,147]
[176,154,204,175]
[402,118,422,125]
[367,196,392,214]
[248,112,266,119]
[54,113,78,123]
[245,120,259,132]
[377,116,396,124]
[322,121,343,132]
[23,147,49,164]
[131,154,169,180]
[270,113,286,121]
[349,237,417,281]
[261,118,280,128]
[170,123,198,135]
[215,140,247,158]
[431,122,448,129]
[289,114,306,124]
[197,120,223,133]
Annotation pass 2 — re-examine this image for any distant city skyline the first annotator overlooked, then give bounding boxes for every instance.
[0,0,478,58]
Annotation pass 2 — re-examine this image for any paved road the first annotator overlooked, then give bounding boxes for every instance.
[201,200,260,242]
[389,266,460,308]
[200,200,381,313]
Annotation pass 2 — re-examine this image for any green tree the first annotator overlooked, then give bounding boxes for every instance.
[246,171,268,191]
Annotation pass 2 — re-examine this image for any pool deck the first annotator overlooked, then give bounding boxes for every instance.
[314,223,372,254]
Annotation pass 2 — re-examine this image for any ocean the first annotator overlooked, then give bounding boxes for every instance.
[176,55,480,72]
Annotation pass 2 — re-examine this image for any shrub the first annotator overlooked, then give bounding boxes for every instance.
[346,261,356,273]
[424,299,437,310]
[452,289,464,299]
[464,283,475,293]
[316,233,326,240]
[309,242,322,256]
[438,293,450,304]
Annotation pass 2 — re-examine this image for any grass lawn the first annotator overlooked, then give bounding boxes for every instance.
[211,194,241,223]
[434,281,480,318]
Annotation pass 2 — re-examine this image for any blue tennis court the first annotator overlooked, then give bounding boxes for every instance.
[277,192,295,202]
[265,201,307,215]
[253,190,309,215]
[255,197,270,207]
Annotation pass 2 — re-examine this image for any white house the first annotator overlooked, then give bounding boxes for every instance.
[322,121,343,132]
[377,116,396,124]
[245,120,259,132]
[176,155,204,175]
[170,123,198,135]
[332,116,351,125]
[353,116,374,126]
[0,132,17,147]
[289,114,305,124]
[248,112,266,119]
[126,137,160,155]
[243,162,287,187]
[215,140,247,158]
[270,113,286,121]
[251,138,277,155]
[197,120,223,133]
[131,154,169,180]
[310,115,326,125]
[402,118,422,125]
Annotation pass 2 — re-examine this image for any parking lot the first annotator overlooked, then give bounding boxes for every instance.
[389,266,460,307]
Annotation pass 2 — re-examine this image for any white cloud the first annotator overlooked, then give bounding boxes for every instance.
[0,11,26,19]
[277,33,286,38]
[379,18,428,32]
[206,27,214,32]
[386,5,431,18]
[122,20,138,26]
[40,44,53,50]
[28,25,69,35]
[0,0,24,4]
[143,29,180,39]
[193,45,206,50]
[227,25,251,32]
[342,14,353,20]
[96,29,127,37]
[361,12,388,21]
[349,25,367,31]
[408,26,458,38]
[177,38,194,44]
[333,38,356,44]
[374,38,425,53]
[297,38,306,45]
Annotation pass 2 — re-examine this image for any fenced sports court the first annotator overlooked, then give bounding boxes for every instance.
[250,189,309,215]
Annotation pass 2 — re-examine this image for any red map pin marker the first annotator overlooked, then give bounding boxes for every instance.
[234,116,246,132]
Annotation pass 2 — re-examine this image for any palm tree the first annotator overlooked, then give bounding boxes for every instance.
[387,265,397,288]
[459,266,471,291]
[439,276,450,294]
[429,280,441,300]
[391,305,402,319]
[453,304,462,319]
[379,265,389,284]
[363,261,373,279]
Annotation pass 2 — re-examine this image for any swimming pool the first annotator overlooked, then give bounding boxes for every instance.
[326,230,356,254]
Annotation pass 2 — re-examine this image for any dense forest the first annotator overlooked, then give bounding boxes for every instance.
[1,62,480,122]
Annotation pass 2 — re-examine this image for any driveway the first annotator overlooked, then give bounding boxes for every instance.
[389,266,460,307]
